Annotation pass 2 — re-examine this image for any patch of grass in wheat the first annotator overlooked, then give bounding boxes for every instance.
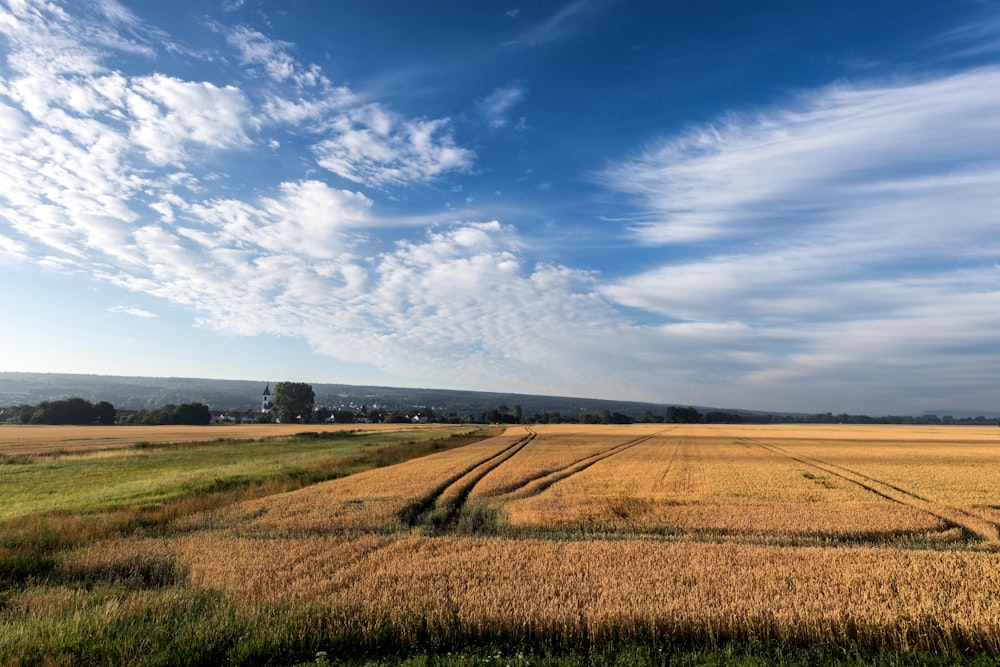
[0,422,451,456]
[0,426,490,589]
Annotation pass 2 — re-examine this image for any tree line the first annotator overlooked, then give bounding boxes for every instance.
[2,384,995,427]
[461,405,999,426]
[469,404,742,425]
[0,397,117,425]
[0,398,212,425]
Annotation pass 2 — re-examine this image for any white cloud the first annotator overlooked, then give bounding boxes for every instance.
[478,82,527,128]
[109,305,159,318]
[0,232,28,260]
[0,0,473,269]
[260,89,355,124]
[225,25,329,87]
[8,0,998,414]
[603,68,1000,245]
[0,100,28,139]
[0,2,255,271]
[187,180,372,260]
[127,75,251,166]
[507,0,603,47]
[88,207,657,399]
[314,104,475,187]
[597,66,1000,411]
[290,221,648,395]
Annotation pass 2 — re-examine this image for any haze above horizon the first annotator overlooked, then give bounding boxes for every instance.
[2,0,998,415]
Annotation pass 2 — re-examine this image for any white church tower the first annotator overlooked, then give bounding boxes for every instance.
[261,382,272,414]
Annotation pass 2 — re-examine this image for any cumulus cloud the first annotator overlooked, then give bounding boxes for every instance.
[0,1,500,392]
[271,221,652,396]
[186,180,372,260]
[127,74,251,166]
[0,232,28,260]
[0,0,475,269]
[96,211,652,397]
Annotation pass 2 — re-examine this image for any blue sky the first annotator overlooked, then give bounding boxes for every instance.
[1,0,999,415]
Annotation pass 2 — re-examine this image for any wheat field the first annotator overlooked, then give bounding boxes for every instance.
[6,423,1000,662]
[211,423,995,545]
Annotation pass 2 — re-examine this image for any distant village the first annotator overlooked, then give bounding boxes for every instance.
[211,383,430,425]
[0,383,439,426]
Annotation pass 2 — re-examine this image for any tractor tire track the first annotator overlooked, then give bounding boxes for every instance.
[500,430,670,501]
[656,436,684,489]
[729,433,1000,545]
[402,427,536,531]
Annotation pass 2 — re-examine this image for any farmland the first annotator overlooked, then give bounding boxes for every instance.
[0,422,443,456]
[2,423,1000,665]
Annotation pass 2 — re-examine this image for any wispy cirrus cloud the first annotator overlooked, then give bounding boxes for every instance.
[599,66,1000,411]
[932,9,1000,59]
[506,0,607,47]
[603,67,1000,246]
[109,305,159,318]
[478,82,527,128]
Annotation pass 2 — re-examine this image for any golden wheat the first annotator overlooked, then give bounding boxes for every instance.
[31,423,1000,658]
[76,533,1000,655]
[204,430,526,535]
[465,426,955,542]
[469,425,652,499]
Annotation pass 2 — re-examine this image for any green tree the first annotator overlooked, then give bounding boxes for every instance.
[332,409,355,424]
[271,382,315,423]
[175,402,212,425]
[140,402,212,425]
[94,401,117,425]
[31,397,100,425]
[666,406,702,424]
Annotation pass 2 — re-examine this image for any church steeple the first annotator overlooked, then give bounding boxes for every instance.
[261,382,272,413]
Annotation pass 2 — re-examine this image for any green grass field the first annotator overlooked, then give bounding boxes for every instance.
[0,426,485,584]
[1,427,478,520]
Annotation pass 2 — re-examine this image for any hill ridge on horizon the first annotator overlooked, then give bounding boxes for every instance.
[2,372,996,420]
[0,371,725,419]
